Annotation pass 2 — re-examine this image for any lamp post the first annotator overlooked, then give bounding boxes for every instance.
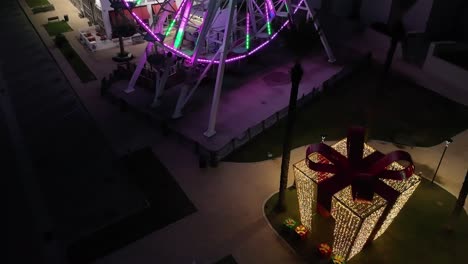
[321,134,327,143]
[431,139,453,184]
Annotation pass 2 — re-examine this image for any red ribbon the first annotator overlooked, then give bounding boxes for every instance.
[306,127,415,207]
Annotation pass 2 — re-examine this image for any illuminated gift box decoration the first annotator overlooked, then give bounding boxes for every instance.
[331,254,346,264]
[293,127,421,260]
[318,243,332,258]
[295,224,308,239]
[283,217,297,230]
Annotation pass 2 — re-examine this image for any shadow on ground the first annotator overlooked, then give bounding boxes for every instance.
[67,147,197,264]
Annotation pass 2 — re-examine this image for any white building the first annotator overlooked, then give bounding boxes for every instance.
[68,0,183,39]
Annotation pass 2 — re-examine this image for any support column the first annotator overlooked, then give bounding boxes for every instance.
[126,42,153,93]
[151,56,173,108]
[304,0,336,63]
[172,84,189,118]
[203,0,236,138]
[151,70,162,107]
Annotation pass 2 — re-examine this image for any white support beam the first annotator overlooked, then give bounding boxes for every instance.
[203,0,236,138]
[303,0,336,63]
[151,70,163,107]
[175,49,220,115]
[151,55,173,108]
[126,42,153,93]
[172,84,189,119]
[126,9,169,94]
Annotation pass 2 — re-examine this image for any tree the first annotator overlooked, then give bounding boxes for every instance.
[110,0,137,61]
[382,0,418,78]
[277,22,315,210]
[113,20,137,57]
[277,61,303,210]
[444,170,468,232]
[350,0,363,20]
[453,171,468,217]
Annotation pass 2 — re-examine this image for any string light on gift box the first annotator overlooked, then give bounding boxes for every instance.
[295,127,420,261]
[331,187,387,260]
[294,163,317,231]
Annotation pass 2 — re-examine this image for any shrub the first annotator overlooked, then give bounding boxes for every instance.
[54,33,67,48]
[31,4,55,14]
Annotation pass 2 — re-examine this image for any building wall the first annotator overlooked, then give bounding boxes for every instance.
[360,0,392,25]
[96,0,184,38]
[324,0,434,34]
[426,0,468,41]
[330,0,353,17]
[402,0,433,32]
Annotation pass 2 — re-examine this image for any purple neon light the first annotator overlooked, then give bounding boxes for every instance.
[174,0,192,48]
[266,0,276,19]
[121,0,305,64]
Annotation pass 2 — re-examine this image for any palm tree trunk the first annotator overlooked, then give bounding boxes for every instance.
[350,0,362,20]
[321,0,334,14]
[277,62,303,210]
[453,171,468,217]
[382,36,398,78]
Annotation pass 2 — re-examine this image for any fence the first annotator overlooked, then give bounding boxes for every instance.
[209,52,372,163]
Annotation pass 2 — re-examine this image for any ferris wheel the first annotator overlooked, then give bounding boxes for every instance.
[124,0,334,63]
[121,0,335,136]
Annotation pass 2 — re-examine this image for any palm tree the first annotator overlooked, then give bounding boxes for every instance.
[113,19,137,58]
[277,21,317,210]
[277,60,303,210]
[350,0,363,20]
[382,0,418,78]
[110,0,137,61]
[453,171,468,217]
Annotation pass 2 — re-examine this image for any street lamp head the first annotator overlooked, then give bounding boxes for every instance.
[321,134,327,143]
[445,138,453,146]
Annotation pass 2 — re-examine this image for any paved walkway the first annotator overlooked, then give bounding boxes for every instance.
[15,1,468,264]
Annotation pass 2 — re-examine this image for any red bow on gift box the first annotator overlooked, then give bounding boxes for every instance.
[306,126,415,211]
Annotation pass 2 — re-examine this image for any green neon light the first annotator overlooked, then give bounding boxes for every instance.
[165,19,177,36]
[267,22,272,35]
[246,34,250,50]
[135,0,142,5]
[174,29,184,49]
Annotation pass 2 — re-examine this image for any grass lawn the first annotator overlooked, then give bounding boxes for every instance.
[68,147,197,263]
[226,62,468,162]
[265,178,468,264]
[43,21,72,36]
[56,37,96,83]
[25,0,50,8]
